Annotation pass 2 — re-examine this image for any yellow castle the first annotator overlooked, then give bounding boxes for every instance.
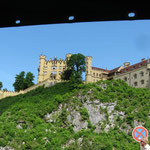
[37,54,109,84]
[38,54,71,83]
[1,53,150,100]
[38,54,150,89]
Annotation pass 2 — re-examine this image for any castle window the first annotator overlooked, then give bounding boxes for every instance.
[59,71,61,75]
[51,71,56,75]
[124,77,127,81]
[133,74,137,79]
[134,82,138,86]
[52,66,57,70]
[96,73,98,77]
[141,80,145,85]
[43,72,47,75]
[93,73,95,76]
[63,66,66,70]
[59,66,61,70]
[44,66,47,70]
[140,71,144,77]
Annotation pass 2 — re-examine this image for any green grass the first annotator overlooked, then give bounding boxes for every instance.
[0,80,150,149]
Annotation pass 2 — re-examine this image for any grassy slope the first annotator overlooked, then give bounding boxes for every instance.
[0,80,150,149]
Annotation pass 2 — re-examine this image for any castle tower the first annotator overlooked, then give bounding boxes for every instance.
[38,55,46,83]
[66,53,72,60]
[86,56,92,83]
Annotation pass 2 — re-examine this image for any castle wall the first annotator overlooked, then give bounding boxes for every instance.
[1,54,150,100]
[85,56,109,83]
[114,66,149,88]
[24,78,61,93]
[0,90,24,99]
[0,78,60,100]
[90,69,109,82]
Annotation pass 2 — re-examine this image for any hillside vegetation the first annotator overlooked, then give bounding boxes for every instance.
[0,80,150,150]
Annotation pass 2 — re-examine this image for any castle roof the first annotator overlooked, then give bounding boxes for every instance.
[109,66,121,74]
[92,59,150,76]
[92,67,110,73]
[119,59,149,74]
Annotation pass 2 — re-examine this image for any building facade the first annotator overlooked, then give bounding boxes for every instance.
[86,57,150,89]
[38,54,150,89]
[38,54,71,83]
[113,59,150,88]
[85,56,109,83]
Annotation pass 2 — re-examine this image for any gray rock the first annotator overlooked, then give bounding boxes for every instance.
[84,103,105,125]
[134,120,144,127]
[99,83,107,90]
[104,124,110,132]
[61,139,75,149]
[148,112,150,118]
[93,100,100,104]
[0,147,14,150]
[45,104,62,123]
[94,125,101,133]
[87,89,92,94]
[16,123,23,129]
[67,114,72,123]
[78,137,83,145]
[86,99,93,104]
[72,111,88,132]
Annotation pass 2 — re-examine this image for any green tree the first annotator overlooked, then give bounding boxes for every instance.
[61,53,86,83]
[13,71,35,92]
[25,72,35,88]
[0,81,2,90]
[3,88,8,92]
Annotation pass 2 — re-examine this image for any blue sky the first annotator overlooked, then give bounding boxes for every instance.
[0,20,150,91]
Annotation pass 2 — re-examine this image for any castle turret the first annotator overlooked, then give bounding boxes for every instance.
[66,53,72,60]
[38,55,46,83]
[86,56,92,83]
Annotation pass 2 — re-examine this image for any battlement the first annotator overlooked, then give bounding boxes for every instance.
[47,58,66,64]
[40,55,68,64]
[40,55,46,59]
[0,90,24,99]
[86,56,92,59]
[38,54,71,83]
[0,90,24,93]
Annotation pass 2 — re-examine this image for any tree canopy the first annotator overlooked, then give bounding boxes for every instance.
[13,71,35,92]
[61,53,86,83]
[0,81,2,90]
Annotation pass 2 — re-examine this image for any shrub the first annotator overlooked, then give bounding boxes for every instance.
[80,108,89,121]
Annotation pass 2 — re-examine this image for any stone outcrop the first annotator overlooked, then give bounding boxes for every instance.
[45,98,126,134]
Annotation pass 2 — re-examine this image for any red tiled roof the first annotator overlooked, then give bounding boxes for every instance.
[92,67,110,72]
[109,66,121,74]
[119,59,148,74]
[91,59,150,76]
